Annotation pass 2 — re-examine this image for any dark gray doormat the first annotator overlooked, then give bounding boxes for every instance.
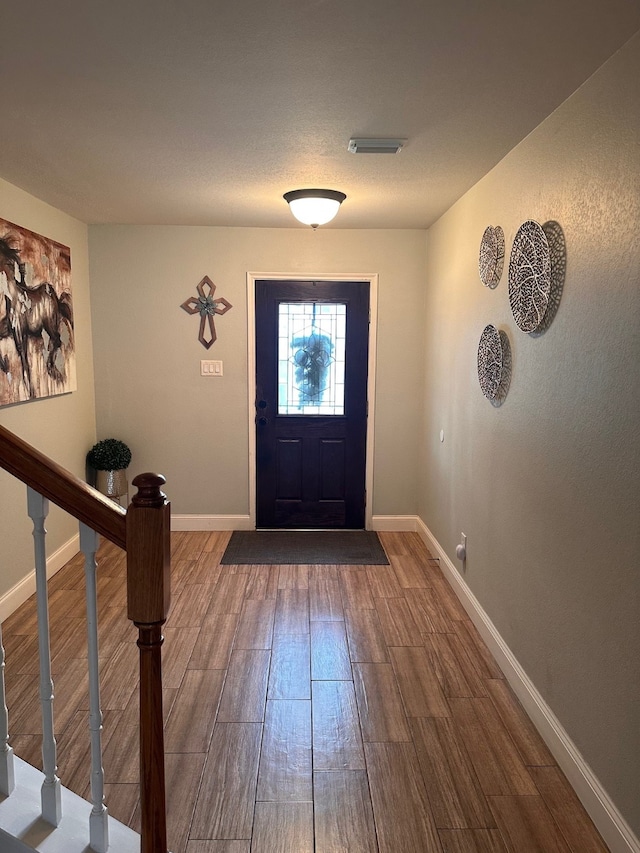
[221,530,389,565]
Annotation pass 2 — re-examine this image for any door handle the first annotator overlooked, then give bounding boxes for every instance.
[258,416,268,426]
[257,400,267,409]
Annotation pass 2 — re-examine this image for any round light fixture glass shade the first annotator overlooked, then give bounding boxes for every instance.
[283,189,346,228]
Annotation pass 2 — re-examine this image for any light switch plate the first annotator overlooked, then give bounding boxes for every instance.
[201,360,223,376]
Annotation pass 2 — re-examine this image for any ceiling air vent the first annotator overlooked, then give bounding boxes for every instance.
[347,138,405,154]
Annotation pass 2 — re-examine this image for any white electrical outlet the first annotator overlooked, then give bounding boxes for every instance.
[456,532,467,562]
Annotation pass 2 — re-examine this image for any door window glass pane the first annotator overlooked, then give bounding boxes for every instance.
[278,302,346,415]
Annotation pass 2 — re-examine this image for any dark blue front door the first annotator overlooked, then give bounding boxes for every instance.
[255,280,369,529]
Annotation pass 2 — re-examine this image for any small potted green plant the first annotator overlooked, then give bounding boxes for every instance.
[87,438,132,503]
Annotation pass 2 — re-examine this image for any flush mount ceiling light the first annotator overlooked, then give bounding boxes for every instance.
[347,138,405,154]
[283,189,346,228]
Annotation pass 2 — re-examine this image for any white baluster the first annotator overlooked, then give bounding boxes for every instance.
[80,523,109,853]
[0,621,15,796]
[27,487,62,826]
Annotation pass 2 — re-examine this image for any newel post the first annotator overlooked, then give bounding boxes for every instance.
[126,473,171,853]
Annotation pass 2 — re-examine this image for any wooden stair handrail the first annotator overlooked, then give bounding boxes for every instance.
[0,423,126,549]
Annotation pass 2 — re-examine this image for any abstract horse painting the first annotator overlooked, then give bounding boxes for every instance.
[0,218,76,405]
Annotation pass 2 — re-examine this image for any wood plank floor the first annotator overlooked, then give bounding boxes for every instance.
[2,531,610,852]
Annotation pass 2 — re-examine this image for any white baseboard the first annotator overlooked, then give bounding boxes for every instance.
[415,516,640,853]
[171,514,253,531]
[371,515,420,531]
[173,513,417,533]
[0,534,79,624]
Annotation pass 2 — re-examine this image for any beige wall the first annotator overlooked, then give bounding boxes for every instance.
[88,227,426,517]
[0,178,97,600]
[419,34,640,835]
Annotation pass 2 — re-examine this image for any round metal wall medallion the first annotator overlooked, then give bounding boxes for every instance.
[477,324,503,400]
[478,225,505,288]
[508,219,551,332]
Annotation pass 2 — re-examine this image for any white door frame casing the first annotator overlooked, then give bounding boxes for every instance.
[247,272,379,530]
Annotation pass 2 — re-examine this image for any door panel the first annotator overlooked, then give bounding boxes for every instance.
[320,440,345,499]
[276,439,303,499]
[256,280,369,529]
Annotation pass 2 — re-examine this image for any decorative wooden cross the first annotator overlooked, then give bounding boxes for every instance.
[180,276,232,349]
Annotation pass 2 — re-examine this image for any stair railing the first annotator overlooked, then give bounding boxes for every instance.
[0,423,170,853]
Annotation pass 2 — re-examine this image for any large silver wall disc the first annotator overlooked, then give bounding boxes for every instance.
[508,219,551,332]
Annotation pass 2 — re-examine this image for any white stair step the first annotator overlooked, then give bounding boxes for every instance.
[0,757,140,852]
[0,826,33,852]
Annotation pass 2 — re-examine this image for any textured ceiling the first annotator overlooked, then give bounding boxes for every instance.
[1,0,638,228]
